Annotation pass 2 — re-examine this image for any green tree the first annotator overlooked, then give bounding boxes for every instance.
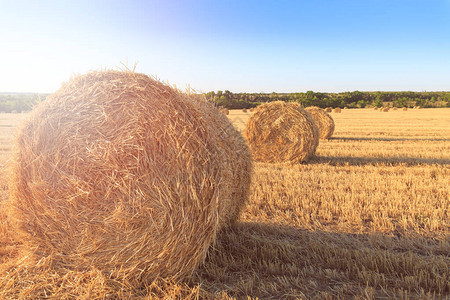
[373,96,382,108]
[357,100,367,108]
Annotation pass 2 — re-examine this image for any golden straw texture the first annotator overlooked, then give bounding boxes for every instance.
[244,101,319,164]
[7,70,251,292]
[305,106,335,139]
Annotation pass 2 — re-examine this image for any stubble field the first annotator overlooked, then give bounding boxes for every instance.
[0,108,449,299]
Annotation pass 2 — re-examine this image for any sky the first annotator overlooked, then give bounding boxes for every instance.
[0,0,449,93]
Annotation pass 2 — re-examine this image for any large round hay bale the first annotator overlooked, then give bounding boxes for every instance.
[382,107,390,112]
[244,101,319,164]
[9,70,252,287]
[220,107,229,115]
[333,107,341,113]
[403,107,408,111]
[325,107,332,112]
[305,106,335,139]
[392,107,398,110]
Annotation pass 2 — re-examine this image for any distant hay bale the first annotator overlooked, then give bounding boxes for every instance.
[403,107,408,111]
[343,107,348,109]
[249,107,255,112]
[304,106,335,139]
[333,107,341,113]
[9,70,252,288]
[244,101,319,164]
[242,108,247,113]
[392,107,398,110]
[220,108,229,115]
[325,107,332,112]
[382,107,390,112]
[374,107,379,110]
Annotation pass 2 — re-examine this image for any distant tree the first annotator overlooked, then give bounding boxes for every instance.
[373,96,382,108]
[357,100,367,108]
[306,90,314,99]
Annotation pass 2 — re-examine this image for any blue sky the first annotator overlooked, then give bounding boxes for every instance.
[1,0,449,93]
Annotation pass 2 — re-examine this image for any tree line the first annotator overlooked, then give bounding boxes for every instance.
[0,93,48,113]
[1,91,449,113]
[205,90,450,109]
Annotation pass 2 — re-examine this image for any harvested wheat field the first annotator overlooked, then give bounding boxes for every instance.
[1,107,449,299]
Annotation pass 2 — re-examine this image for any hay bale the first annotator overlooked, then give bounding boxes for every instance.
[325,107,332,112]
[392,107,398,110]
[374,107,379,110]
[242,108,247,113]
[382,107,390,112]
[244,101,319,164]
[403,107,408,111]
[220,108,229,115]
[333,107,341,113]
[304,106,335,139]
[8,70,252,288]
[343,107,348,109]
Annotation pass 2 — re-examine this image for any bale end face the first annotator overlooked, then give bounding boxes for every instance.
[9,70,252,288]
[305,106,335,139]
[244,101,319,164]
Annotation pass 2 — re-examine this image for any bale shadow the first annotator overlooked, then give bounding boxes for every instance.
[310,155,450,166]
[192,222,449,299]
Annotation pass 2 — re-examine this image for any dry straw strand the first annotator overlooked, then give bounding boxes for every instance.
[7,70,252,294]
[305,106,335,139]
[244,101,319,164]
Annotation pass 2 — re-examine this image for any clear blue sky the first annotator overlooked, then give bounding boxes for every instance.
[1,0,449,93]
